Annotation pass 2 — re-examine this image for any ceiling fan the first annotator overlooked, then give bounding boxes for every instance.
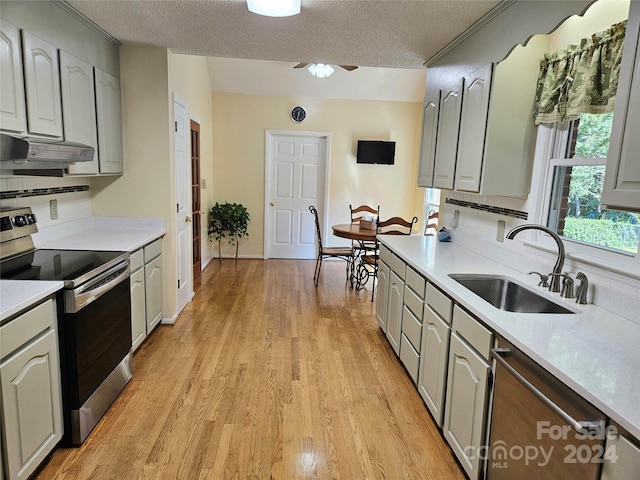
[294,63,358,72]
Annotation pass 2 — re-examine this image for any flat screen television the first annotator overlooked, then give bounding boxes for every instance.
[356,140,395,165]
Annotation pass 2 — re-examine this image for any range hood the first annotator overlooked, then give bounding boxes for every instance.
[1,133,94,172]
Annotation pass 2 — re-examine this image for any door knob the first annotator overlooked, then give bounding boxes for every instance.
[185,216,192,223]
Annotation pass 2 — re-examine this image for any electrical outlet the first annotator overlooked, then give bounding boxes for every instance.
[497,220,506,242]
[50,199,58,220]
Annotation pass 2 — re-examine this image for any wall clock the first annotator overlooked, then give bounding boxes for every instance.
[291,106,306,123]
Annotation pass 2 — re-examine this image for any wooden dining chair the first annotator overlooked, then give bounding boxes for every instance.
[349,204,379,255]
[309,206,355,287]
[356,215,418,301]
[424,209,439,236]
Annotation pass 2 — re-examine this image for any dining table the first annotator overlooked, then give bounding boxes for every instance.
[331,223,412,290]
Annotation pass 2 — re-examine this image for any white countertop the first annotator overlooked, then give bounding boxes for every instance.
[379,234,640,440]
[0,280,63,322]
[1,217,165,322]
[36,216,166,252]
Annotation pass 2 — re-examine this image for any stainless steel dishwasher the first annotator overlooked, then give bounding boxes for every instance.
[487,336,606,479]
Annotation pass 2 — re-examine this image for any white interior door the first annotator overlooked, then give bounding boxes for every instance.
[265,131,329,259]
[174,94,192,314]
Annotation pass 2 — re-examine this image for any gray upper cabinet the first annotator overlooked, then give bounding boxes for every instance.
[454,63,493,193]
[432,78,463,190]
[60,51,99,175]
[417,89,440,187]
[21,31,63,138]
[0,20,27,134]
[602,0,640,213]
[95,68,123,175]
[424,35,546,197]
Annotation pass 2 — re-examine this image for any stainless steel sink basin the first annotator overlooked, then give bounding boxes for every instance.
[449,274,576,314]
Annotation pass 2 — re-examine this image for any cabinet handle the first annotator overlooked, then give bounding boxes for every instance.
[185,216,191,223]
[490,348,602,437]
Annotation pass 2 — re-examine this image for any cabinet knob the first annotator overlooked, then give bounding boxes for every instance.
[185,216,191,223]
[270,202,275,207]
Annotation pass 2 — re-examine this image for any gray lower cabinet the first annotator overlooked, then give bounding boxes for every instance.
[0,298,63,480]
[443,306,493,480]
[144,239,163,332]
[130,238,163,351]
[375,260,390,330]
[130,249,146,351]
[386,270,404,355]
[417,282,453,427]
[601,430,640,480]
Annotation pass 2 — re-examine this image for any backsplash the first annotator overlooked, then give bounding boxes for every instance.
[441,192,640,325]
[0,177,92,230]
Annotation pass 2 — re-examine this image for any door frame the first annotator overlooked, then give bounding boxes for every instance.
[263,130,332,259]
[190,119,202,281]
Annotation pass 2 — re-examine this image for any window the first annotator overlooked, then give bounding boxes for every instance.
[545,113,640,254]
[423,188,440,236]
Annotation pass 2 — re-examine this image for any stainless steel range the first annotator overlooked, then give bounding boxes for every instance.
[0,207,133,445]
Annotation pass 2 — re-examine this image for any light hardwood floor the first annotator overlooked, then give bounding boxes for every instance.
[36,259,465,480]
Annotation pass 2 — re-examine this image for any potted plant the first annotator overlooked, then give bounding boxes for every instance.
[208,202,250,261]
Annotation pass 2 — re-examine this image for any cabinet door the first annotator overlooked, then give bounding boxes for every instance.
[602,2,640,212]
[95,68,123,174]
[131,267,147,351]
[443,332,490,480]
[145,254,163,331]
[385,270,404,355]
[0,20,27,134]
[375,261,390,330]
[417,304,450,427]
[433,78,463,190]
[1,330,63,480]
[21,31,62,137]
[417,89,440,187]
[455,63,493,193]
[601,434,640,480]
[60,51,99,175]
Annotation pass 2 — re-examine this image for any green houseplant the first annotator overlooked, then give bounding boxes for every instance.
[208,202,250,261]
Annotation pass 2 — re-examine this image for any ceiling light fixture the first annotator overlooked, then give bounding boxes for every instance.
[307,63,335,78]
[246,0,301,17]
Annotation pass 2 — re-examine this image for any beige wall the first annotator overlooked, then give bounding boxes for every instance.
[211,93,424,257]
[91,45,176,318]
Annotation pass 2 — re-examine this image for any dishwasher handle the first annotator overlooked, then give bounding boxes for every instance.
[491,348,602,437]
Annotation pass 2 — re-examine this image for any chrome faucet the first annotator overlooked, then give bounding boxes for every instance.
[575,272,589,304]
[506,224,565,293]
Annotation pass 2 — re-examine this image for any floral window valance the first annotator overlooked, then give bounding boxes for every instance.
[533,20,626,125]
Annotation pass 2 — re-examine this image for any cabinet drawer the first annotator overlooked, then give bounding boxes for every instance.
[379,244,392,265]
[405,266,426,298]
[1,298,55,359]
[390,253,406,279]
[452,305,493,360]
[426,283,452,323]
[403,285,423,320]
[143,239,162,263]
[130,248,144,271]
[400,334,420,384]
[402,306,422,353]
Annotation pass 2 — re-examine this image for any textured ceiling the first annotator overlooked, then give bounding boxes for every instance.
[66,0,502,69]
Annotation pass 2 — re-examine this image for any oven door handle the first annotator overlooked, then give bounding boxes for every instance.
[490,348,602,437]
[65,260,130,313]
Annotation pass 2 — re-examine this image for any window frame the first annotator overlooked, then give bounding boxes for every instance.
[534,121,639,276]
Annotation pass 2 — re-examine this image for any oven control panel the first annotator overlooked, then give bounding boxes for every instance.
[0,207,38,242]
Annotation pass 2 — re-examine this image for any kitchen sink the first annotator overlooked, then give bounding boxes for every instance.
[448,274,576,314]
